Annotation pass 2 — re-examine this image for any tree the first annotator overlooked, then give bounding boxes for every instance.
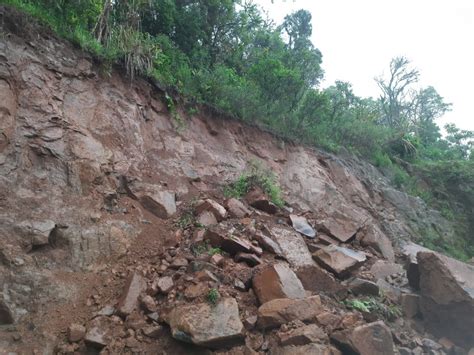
[376,56,420,128]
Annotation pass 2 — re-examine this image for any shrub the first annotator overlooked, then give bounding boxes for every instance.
[224,161,284,207]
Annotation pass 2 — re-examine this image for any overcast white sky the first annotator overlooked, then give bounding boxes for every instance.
[254,0,474,131]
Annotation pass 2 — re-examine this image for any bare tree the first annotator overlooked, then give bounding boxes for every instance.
[375,57,420,128]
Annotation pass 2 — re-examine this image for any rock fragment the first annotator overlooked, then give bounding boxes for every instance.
[117,272,146,317]
[289,214,316,238]
[257,296,323,329]
[252,263,306,304]
[313,245,366,277]
[168,297,244,348]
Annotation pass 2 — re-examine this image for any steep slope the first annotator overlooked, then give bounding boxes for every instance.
[0,6,471,354]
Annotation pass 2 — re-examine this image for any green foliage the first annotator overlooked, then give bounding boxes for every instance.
[207,288,220,305]
[344,297,402,321]
[224,161,284,207]
[208,247,222,256]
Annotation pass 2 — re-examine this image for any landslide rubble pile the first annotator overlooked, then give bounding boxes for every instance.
[0,5,473,355]
[50,192,474,354]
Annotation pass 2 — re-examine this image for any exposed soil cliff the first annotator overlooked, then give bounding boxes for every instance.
[1,6,472,355]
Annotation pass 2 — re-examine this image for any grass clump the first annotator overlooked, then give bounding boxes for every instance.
[224,161,284,208]
[207,288,220,305]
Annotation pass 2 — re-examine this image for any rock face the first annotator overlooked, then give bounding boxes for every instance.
[252,263,306,304]
[257,296,324,329]
[313,245,366,277]
[417,251,474,348]
[0,7,467,353]
[168,297,244,348]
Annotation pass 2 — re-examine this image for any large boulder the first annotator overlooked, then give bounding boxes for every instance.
[257,296,324,329]
[401,241,431,289]
[271,227,314,268]
[294,264,344,294]
[317,213,362,243]
[332,321,394,355]
[252,263,306,304]
[168,297,244,348]
[312,245,366,278]
[358,225,395,261]
[139,190,176,219]
[417,251,474,348]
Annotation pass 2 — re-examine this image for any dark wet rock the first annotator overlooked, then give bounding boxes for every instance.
[246,189,278,214]
[0,299,14,325]
[235,252,262,267]
[346,278,379,296]
[401,241,431,290]
[289,215,316,238]
[417,251,474,348]
[257,296,324,329]
[205,226,253,255]
[252,263,306,304]
[168,297,244,348]
[117,272,146,317]
[312,245,366,278]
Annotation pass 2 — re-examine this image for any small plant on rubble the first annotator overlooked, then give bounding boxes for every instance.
[207,288,220,305]
[344,297,402,321]
[224,160,284,207]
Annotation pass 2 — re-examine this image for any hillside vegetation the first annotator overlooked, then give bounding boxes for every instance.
[2,0,472,259]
